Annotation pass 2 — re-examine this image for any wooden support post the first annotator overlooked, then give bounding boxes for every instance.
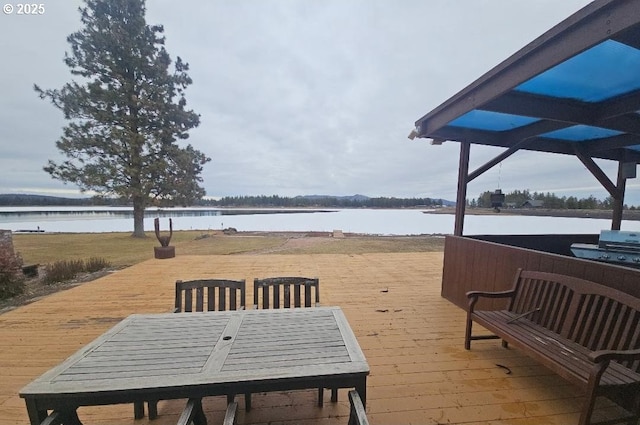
[612,161,628,231]
[454,141,470,236]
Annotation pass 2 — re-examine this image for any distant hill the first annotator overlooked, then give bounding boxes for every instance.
[208,194,454,208]
[295,194,371,202]
[295,195,455,205]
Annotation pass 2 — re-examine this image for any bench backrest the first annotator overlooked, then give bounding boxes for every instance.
[509,269,640,371]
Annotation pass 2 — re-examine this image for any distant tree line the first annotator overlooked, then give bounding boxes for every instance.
[0,194,96,206]
[0,193,448,208]
[470,189,638,210]
[197,195,447,208]
[6,191,639,210]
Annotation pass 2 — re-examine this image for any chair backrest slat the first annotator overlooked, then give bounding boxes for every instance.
[175,279,246,312]
[195,287,205,312]
[254,277,319,309]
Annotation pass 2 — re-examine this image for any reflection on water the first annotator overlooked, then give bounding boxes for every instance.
[0,206,636,235]
[0,208,327,222]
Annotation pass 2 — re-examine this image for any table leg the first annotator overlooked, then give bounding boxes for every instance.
[194,399,207,425]
[355,380,367,408]
[25,400,47,425]
[64,410,83,425]
[245,393,252,411]
[134,401,145,419]
[148,400,158,419]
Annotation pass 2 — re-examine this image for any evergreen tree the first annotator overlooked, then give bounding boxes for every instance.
[35,0,210,237]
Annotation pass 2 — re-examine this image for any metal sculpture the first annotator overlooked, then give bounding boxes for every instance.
[153,218,175,259]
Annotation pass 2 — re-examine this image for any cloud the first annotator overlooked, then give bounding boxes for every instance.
[5,0,627,205]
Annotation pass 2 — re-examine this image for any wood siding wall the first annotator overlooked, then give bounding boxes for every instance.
[441,235,640,311]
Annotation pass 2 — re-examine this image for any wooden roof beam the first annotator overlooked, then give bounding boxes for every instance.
[467,140,529,182]
[573,146,621,198]
[483,91,640,137]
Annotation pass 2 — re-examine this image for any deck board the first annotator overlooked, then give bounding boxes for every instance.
[0,252,611,424]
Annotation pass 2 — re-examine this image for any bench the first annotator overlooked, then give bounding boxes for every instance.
[465,269,640,425]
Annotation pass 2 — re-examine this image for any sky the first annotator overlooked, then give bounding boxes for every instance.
[5,0,635,205]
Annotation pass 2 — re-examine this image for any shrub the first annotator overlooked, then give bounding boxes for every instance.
[84,257,112,273]
[43,257,112,285]
[0,250,25,300]
[44,259,85,284]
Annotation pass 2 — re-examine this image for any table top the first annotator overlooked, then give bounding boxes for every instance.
[20,307,369,399]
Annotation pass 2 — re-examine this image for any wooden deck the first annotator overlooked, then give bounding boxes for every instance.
[0,252,606,424]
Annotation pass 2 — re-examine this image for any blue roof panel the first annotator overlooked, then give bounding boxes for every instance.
[413,1,640,165]
[515,40,640,102]
[540,125,623,141]
[448,110,539,131]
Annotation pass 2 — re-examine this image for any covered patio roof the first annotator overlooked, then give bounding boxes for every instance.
[411,0,640,235]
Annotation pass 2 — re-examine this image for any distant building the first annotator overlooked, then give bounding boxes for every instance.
[521,200,544,208]
[490,189,505,209]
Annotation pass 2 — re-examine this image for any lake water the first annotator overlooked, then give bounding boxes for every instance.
[1,206,638,235]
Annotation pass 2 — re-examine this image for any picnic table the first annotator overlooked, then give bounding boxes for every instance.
[20,307,369,424]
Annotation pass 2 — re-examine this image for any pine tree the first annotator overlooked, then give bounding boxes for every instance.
[35,0,210,237]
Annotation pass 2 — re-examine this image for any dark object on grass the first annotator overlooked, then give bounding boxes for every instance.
[22,264,39,277]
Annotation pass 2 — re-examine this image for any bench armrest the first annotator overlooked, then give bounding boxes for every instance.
[466,289,516,299]
[589,348,640,363]
[467,289,516,312]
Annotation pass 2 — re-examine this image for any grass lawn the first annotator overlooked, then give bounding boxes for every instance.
[12,231,445,268]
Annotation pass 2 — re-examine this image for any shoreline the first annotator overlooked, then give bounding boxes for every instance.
[425,207,640,221]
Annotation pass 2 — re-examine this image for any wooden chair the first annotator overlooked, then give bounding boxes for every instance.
[135,279,246,420]
[253,276,319,309]
[348,390,370,425]
[39,411,80,425]
[175,278,246,312]
[176,398,207,425]
[176,399,238,425]
[249,277,333,410]
[223,401,238,425]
